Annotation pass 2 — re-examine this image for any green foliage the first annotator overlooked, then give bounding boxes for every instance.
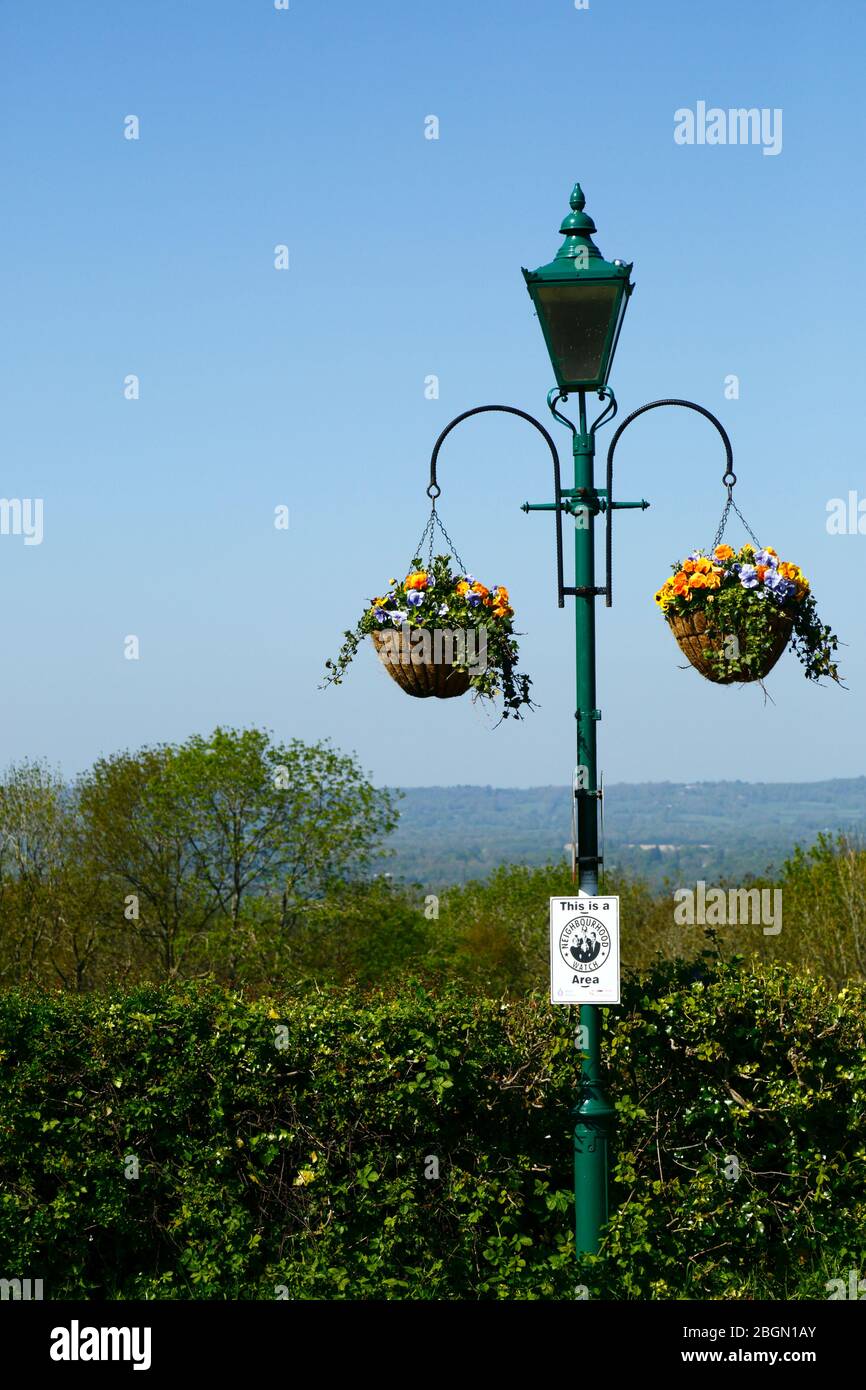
[769,832,866,986]
[0,729,397,992]
[1,960,864,1299]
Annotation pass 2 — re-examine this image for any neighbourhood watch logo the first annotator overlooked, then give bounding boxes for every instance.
[674,102,782,156]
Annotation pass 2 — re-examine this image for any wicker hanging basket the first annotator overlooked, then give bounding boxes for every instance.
[370,630,472,699]
[667,608,793,684]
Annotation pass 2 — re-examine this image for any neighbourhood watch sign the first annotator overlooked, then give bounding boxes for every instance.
[549,895,620,1004]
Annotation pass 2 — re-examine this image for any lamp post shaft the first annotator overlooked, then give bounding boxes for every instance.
[572,391,615,1255]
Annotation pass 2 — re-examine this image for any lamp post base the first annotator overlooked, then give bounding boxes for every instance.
[573,1003,615,1256]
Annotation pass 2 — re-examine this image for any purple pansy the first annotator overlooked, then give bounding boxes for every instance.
[765,571,795,602]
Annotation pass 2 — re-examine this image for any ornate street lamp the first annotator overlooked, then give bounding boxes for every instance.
[522,183,633,392]
[425,181,736,1260]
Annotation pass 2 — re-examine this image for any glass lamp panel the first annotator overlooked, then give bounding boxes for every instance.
[535,280,622,385]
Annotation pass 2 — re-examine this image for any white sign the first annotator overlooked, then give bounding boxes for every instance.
[549,895,620,1004]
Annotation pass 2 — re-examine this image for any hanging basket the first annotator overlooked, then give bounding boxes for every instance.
[370,630,472,699]
[667,608,793,684]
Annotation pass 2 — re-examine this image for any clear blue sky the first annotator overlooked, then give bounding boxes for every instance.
[1,0,863,788]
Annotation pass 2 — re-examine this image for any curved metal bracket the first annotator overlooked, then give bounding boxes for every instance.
[428,404,567,607]
[545,386,619,440]
[547,387,577,437]
[604,398,734,608]
[590,386,618,438]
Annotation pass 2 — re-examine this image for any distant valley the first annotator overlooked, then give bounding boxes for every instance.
[384,778,866,887]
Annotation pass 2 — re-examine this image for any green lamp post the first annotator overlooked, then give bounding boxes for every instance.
[523,185,634,1257]
[426,181,734,1259]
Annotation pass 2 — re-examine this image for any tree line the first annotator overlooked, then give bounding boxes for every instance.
[2,724,864,994]
[0,727,396,991]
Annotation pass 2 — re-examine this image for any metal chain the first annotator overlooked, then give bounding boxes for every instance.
[413,504,468,575]
[711,491,761,552]
[412,511,436,566]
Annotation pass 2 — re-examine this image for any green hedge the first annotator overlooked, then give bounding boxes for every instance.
[1,959,864,1299]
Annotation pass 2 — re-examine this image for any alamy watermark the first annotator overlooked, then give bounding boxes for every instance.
[674,102,782,157]
[826,1269,866,1299]
[0,498,43,545]
[376,623,487,674]
[826,492,866,535]
[1,1276,43,1300]
[673,881,782,936]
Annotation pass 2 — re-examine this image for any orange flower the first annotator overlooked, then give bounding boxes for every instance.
[704,572,721,589]
[688,572,709,590]
[671,571,690,595]
[472,582,490,599]
[405,571,429,591]
[778,561,800,581]
[714,544,734,562]
[756,564,768,581]
[682,559,696,574]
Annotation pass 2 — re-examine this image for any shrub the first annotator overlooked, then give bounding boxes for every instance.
[0,958,863,1299]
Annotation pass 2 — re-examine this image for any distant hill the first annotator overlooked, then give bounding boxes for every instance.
[384,778,866,887]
